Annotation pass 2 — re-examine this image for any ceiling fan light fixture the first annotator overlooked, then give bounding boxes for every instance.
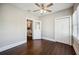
[34,3,53,14]
[43,10,47,13]
[40,9,43,13]
[40,9,47,13]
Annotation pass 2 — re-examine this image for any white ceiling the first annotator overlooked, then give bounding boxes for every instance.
[11,3,73,17]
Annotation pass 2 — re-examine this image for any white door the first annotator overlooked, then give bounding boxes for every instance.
[55,16,71,45]
[33,20,41,39]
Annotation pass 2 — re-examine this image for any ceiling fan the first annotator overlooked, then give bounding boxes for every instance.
[33,3,53,13]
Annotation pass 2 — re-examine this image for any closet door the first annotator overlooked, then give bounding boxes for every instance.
[55,16,71,45]
[33,20,41,39]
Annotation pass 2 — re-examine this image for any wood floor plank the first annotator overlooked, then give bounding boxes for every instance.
[0,39,76,55]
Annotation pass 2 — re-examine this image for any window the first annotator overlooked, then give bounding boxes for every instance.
[73,9,78,38]
[77,5,79,39]
[73,5,79,40]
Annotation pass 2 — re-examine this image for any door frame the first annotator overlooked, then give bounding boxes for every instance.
[26,18,41,40]
[26,18,34,42]
[27,19,33,40]
[54,16,72,45]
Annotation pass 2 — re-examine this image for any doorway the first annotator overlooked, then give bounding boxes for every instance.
[27,19,33,41]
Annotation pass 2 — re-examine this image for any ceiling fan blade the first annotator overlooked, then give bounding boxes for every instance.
[41,3,44,9]
[47,10,52,12]
[35,3,40,7]
[47,3,53,7]
[33,9,40,12]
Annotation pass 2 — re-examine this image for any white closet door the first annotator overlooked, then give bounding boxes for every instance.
[55,17,71,45]
[33,20,41,39]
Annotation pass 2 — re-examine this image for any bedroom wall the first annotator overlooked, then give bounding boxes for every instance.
[40,7,73,41]
[0,4,39,51]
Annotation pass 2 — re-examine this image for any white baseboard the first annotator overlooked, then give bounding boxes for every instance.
[73,44,79,55]
[42,37,71,45]
[42,37,56,42]
[0,40,26,52]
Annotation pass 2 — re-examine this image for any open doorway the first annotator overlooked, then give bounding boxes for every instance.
[27,19,33,41]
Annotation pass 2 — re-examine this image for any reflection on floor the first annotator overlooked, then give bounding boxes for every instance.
[0,39,76,55]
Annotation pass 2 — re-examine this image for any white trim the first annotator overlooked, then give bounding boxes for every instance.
[42,37,56,42]
[0,40,26,52]
[55,15,71,20]
[42,37,72,45]
[73,44,79,55]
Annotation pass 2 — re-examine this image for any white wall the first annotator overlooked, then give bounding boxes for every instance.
[0,4,39,50]
[40,7,73,41]
[40,14,54,41]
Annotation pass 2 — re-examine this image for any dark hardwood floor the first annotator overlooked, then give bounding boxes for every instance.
[0,39,76,55]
